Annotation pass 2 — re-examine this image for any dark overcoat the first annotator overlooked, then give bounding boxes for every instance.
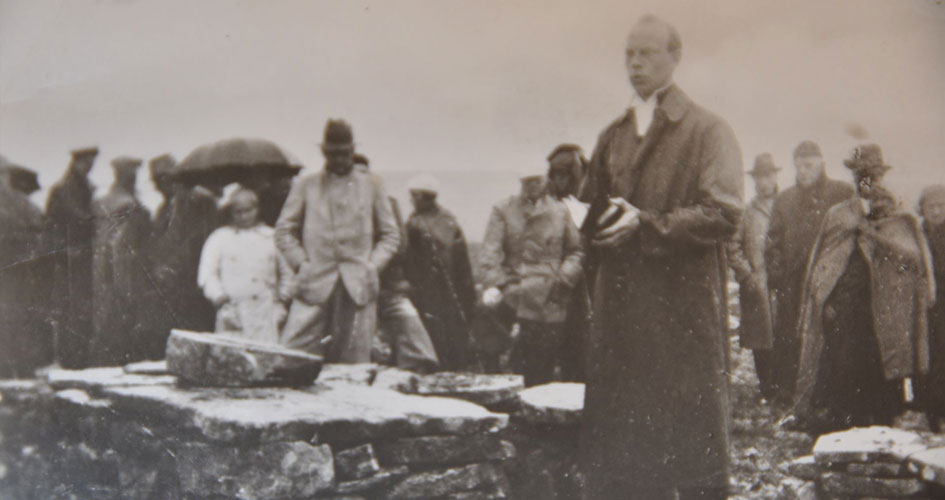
[46,168,95,368]
[792,199,934,417]
[922,221,945,417]
[89,188,153,366]
[578,85,743,494]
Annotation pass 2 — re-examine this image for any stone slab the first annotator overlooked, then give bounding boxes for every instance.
[46,367,175,396]
[845,461,906,477]
[123,360,168,375]
[907,446,945,486]
[780,455,820,481]
[813,426,928,465]
[166,329,323,387]
[820,471,926,497]
[0,379,46,404]
[334,465,409,495]
[415,373,524,407]
[103,383,507,445]
[372,366,419,392]
[319,363,379,386]
[176,440,334,499]
[377,435,515,466]
[515,382,584,425]
[335,443,381,480]
[386,463,505,499]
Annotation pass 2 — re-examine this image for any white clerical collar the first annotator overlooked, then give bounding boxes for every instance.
[629,82,672,137]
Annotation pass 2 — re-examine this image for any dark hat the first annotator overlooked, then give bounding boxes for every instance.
[353,153,369,167]
[747,153,781,176]
[843,143,892,176]
[547,143,584,162]
[148,153,177,177]
[321,119,355,152]
[0,163,40,194]
[793,140,822,159]
[70,146,99,159]
[111,156,143,173]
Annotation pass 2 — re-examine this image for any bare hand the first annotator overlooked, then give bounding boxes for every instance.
[482,287,503,307]
[592,198,641,247]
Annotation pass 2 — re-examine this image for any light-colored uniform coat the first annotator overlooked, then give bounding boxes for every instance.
[728,195,775,349]
[479,194,584,323]
[198,224,289,344]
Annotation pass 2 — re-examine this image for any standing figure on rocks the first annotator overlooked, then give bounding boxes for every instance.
[353,154,439,373]
[0,160,51,377]
[198,187,290,344]
[476,168,584,386]
[89,156,153,366]
[578,16,743,500]
[148,155,220,342]
[46,146,99,369]
[918,184,945,432]
[404,174,478,372]
[765,140,854,404]
[728,153,780,399]
[791,144,934,435]
[276,120,400,363]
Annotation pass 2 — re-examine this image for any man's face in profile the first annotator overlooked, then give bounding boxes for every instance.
[625,22,679,99]
[794,155,824,188]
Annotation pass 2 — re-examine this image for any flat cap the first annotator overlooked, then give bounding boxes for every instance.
[793,140,822,159]
[71,146,99,158]
[547,143,584,162]
[149,153,177,177]
[111,156,143,172]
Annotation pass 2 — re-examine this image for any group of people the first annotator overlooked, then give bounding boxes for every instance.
[1,13,944,500]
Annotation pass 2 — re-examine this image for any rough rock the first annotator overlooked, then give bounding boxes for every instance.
[319,363,379,386]
[780,455,820,481]
[0,379,47,404]
[123,360,168,375]
[166,329,323,387]
[372,366,419,392]
[377,435,515,465]
[103,383,507,445]
[515,382,583,425]
[46,367,175,396]
[334,465,409,495]
[845,460,906,477]
[415,373,523,407]
[175,440,334,499]
[335,443,381,480]
[780,478,818,500]
[385,463,505,499]
[820,471,926,497]
[907,447,945,486]
[813,426,927,465]
[53,389,113,447]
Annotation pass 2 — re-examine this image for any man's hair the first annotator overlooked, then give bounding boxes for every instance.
[636,14,682,55]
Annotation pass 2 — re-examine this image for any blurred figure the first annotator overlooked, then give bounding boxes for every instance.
[765,141,853,404]
[276,120,400,363]
[242,168,296,227]
[46,146,99,369]
[198,187,290,343]
[148,154,220,348]
[0,160,50,377]
[728,153,779,399]
[404,174,478,372]
[354,154,439,373]
[791,144,934,434]
[89,157,152,366]
[475,168,584,386]
[918,184,945,432]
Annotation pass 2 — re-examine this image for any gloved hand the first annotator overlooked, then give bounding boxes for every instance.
[482,287,503,307]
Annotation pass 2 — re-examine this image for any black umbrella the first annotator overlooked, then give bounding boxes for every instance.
[174,137,303,187]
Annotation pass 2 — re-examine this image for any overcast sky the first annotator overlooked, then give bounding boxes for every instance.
[1,0,943,232]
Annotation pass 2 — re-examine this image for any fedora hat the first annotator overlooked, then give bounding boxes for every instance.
[747,153,781,177]
[844,143,892,176]
[321,119,355,152]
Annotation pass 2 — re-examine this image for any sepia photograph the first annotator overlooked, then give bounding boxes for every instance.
[1,0,944,498]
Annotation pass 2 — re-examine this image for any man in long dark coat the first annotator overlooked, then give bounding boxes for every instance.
[146,154,219,356]
[404,174,478,371]
[791,144,934,434]
[578,16,743,500]
[0,161,50,377]
[728,153,779,399]
[89,157,152,366]
[765,141,853,404]
[918,184,945,432]
[46,146,98,369]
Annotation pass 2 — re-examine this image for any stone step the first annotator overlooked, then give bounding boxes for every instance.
[515,382,584,425]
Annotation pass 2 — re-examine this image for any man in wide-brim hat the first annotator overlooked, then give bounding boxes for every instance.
[790,143,935,434]
[276,119,400,363]
[728,153,780,399]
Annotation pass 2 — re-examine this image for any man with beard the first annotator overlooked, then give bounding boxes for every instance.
[46,146,98,368]
[916,184,945,431]
[404,174,477,371]
[90,157,153,366]
[276,120,400,362]
[728,153,780,399]
[579,15,743,500]
[765,141,853,404]
[791,144,934,434]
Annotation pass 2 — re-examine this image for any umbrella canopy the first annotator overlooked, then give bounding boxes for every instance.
[0,155,41,194]
[174,137,303,187]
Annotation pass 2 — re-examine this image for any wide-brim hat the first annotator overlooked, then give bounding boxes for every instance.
[844,143,892,176]
[747,153,781,177]
[321,119,355,152]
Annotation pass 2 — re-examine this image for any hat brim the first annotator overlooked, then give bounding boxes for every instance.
[843,160,892,174]
[320,143,356,152]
